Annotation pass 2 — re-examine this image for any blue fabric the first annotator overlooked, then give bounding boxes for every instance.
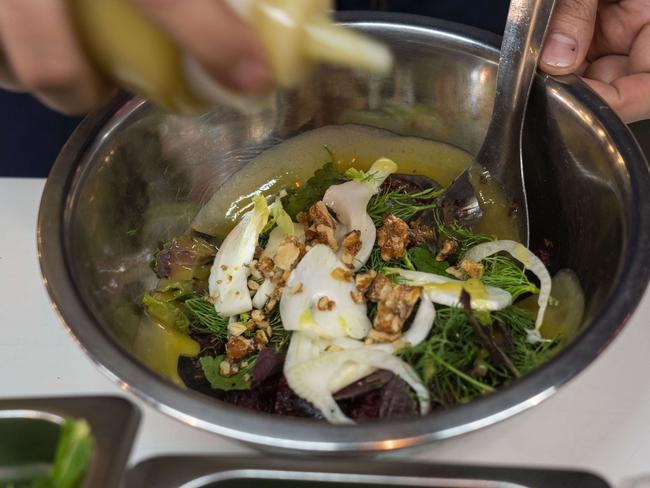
[0,0,509,177]
[0,90,81,177]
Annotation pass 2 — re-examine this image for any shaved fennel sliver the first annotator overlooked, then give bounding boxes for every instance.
[463,240,551,332]
[280,245,371,339]
[402,291,436,346]
[208,195,270,316]
[323,157,397,269]
[385,268,512,311]
[284,332,430,424]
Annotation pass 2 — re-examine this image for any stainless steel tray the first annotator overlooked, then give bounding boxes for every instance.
[0,396,139,488]
[124,456,611,488]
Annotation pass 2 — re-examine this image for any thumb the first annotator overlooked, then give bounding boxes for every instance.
[540,0,599,75]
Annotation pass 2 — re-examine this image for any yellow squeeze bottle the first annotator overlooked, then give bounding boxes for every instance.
[71,0,393,114]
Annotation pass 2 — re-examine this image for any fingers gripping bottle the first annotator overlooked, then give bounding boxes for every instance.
[71,0,393,113]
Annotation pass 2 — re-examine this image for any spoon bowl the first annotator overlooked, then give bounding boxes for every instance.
[439,0,557,245]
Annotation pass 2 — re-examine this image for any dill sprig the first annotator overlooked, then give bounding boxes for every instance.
[359,246,416,275]
[185,297,228,339]
[368,187,445,227]
[482,255,540,301]
[399,305,557,407]
[268,306,291,350]
[433,210,495,257]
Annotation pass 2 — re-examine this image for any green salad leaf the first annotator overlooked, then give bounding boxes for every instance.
[142,293,190,334]
[408,246,450,276]
[200,355,257,391]
[281,162,348,219]
[48,420,93,488]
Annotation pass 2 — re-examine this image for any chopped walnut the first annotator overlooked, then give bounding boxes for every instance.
[255,329,269,350]
[303,201,339,251]
[265,297,278,312]
[446,266,466,279]
[290,282,304,294]
[363,273,421,343]
[258,256,275,275]
[226,335,254,361]
[219,360,233,377]
[308,201,337,228]
[355,270,377,294]
[459,259,484,279]
[341,230,362,268]
[367,274,392,302]
[251,309,266,323]
[274,236,302,271]
[227,322,247,337]
[330,267,353,282]
[254,245,263,259]
[373,284,421,335]
[296,211,309,226]
[377,214,410,261]
[366,328,402,344]
[317,296,336,311]
[247,279,260,291]
[408,219,435,246]
[350,290,365,304]
[436,239,459,261]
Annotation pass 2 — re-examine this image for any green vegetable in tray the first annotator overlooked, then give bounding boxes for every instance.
[1,418,94,488]
[199,355,258,391]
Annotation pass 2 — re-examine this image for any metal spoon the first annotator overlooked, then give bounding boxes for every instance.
[438,0,557,246]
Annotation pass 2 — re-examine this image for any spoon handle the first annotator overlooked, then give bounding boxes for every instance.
[477,0,556,179]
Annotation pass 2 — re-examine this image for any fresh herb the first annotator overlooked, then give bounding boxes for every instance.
[185,297,228,340]
[142,293,190,333]
[267,307,291,350]
[460,290,520,378]
[8,419,94,488]
[367,187,444,227]
[408,246,450,276]
[399,304,555,407]
[200,354,257,391]
[433,211,494,258]
[281,162,348,219]
[481,255,540,301]
[47,419,93,488]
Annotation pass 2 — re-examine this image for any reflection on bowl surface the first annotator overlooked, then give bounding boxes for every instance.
[38,13,650,451]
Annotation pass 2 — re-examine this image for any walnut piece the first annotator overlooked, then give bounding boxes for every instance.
[304,201,339,251]
[363,273,422,343]
[308,201,337,228]
[258,256,275,275]
[355,270,377,294]
[367,274,393,302]
[341,230,362,268]
[226,335,254,360]
[350,290,365,304]
[459,259,485,279]
[255,329,269,350]
[408,219,435,246]
[274,236,302,271]
[330,267,353,282]
[436,239,459,261]
[316,296,336,311]
[377,214,410,261]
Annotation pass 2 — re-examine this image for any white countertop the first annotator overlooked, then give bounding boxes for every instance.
[1,177,649,487]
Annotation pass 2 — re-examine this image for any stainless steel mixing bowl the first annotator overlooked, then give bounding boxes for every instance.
[38,13,650,452]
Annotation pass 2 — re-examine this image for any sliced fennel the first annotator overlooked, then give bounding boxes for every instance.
[208,195,270,317]
[463,240,551,338]
[284,331,430,424]
[280,244,371,339]
[385,268,512,311]
[323,157,398,270]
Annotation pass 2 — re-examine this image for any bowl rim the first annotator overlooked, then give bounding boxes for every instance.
[37,12,650,452]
